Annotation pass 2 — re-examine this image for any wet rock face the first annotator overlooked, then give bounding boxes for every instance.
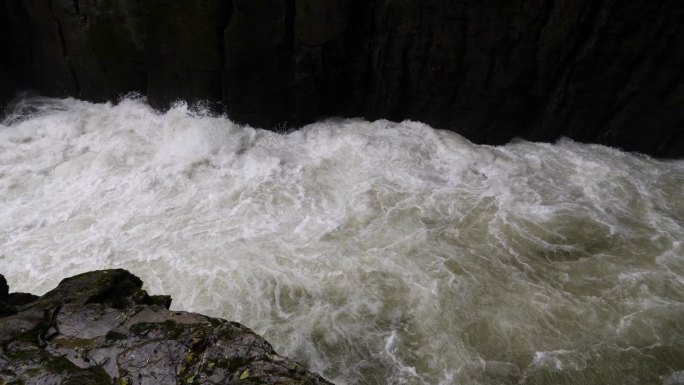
[0,274,38,317]
[1,0,683,157]
[0,270,332,385]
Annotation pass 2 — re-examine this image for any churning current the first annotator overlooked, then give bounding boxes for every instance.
[1,96,683,385]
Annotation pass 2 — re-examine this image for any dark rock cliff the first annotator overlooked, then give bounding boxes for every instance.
[1,0,683,157]
[0,269,332,384]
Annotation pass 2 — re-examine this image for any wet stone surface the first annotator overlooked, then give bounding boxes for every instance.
[0,269,333,385]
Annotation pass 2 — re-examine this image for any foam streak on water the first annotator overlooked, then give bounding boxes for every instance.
[1,97,684,384]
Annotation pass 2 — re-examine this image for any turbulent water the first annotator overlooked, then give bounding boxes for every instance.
[1,96,683,385]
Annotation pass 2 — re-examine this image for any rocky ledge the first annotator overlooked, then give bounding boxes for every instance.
[0,269,332,385]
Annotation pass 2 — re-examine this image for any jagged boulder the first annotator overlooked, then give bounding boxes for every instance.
[0,270,332,385]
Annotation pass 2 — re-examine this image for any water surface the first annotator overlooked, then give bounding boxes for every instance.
[1,97,683,384]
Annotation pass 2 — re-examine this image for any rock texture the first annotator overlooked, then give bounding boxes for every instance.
[0,269,332,385]
[1,0,683,157]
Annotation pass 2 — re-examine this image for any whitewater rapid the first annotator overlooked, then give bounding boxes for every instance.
[1,96,683,385]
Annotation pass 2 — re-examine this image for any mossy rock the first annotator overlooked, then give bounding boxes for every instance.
[0,270,332,385]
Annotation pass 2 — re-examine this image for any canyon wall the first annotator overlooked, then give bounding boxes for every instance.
[1,0,683,157]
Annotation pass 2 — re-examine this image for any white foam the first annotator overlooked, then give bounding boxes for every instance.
[1,96,683,384]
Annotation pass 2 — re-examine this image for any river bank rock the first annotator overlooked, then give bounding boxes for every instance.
[1,0,683,157]
[0,269,333,385]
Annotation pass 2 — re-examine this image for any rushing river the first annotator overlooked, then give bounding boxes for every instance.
[1,96,683,385]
